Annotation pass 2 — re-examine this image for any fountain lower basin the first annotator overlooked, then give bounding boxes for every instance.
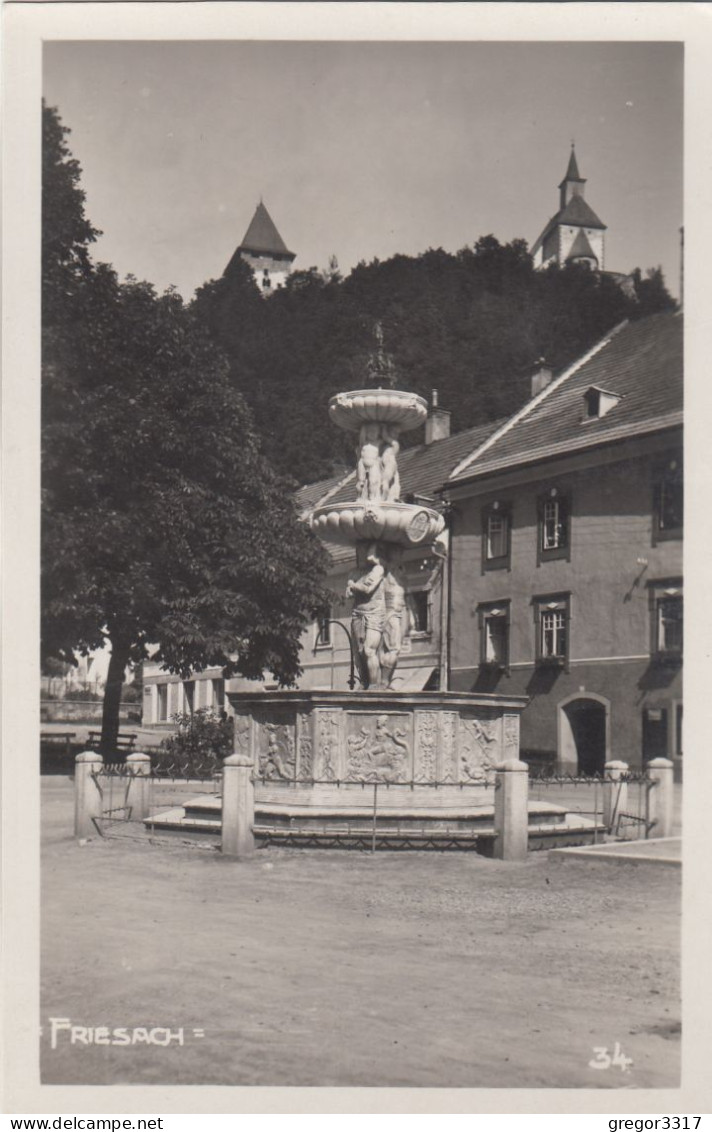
[311,500,445,547]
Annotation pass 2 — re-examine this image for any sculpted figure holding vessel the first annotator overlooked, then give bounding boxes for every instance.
[346,543,386,688]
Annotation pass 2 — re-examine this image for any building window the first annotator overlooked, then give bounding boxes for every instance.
[648,579,683,663]
[182,681,195,714]
[482,502,511,571]
[315,611,332,648]
[407,590,431,636]
[537,490,570,562]
[477,601,510,669]
[212,678,225,712]
[658,596,682,653]
[156,683,168,722]
[262,270,272,290]
[653,456,683,543]
[533,594,570,667]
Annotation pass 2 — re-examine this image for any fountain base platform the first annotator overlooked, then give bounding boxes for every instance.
[144,691,604,849]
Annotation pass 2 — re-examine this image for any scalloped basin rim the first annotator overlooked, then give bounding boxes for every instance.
[311,501,446,548]
[330,388,429,402]
[328,389,428,432]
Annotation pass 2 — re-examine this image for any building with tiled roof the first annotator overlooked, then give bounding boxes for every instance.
[224,201,296,295]
[444,310,683,774]
[531,146,607,271]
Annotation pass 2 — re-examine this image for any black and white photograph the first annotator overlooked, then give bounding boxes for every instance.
[3,0,711,1118]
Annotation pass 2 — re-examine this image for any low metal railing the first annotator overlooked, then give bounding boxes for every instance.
[527,769,656,840]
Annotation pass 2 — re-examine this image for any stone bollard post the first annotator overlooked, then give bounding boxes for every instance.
[221,752,255,858]
[646,757,675,839]
[493,759,529,861]
[125,752,152,822]
[603,760,629,833]
[74,751,104,839]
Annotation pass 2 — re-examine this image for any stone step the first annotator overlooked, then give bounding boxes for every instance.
[145,795,604,850]
[181,798,573,830]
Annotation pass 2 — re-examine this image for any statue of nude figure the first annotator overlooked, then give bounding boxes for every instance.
[380,424,401,502]
[356,421,383,502]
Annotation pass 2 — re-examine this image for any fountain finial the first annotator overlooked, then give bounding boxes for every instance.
[365,322,397,388]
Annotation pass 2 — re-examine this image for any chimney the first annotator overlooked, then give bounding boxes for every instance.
[425,389,451,445]
[531,358,554,399]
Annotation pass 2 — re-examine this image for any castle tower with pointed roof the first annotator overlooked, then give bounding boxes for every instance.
[224,201,296,294]
[531,146,606,272]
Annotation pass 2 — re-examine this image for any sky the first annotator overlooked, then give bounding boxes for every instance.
[43,40,683,300]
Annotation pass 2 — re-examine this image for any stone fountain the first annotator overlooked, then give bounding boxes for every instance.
[311,379,444,691]
[223,330,529,828]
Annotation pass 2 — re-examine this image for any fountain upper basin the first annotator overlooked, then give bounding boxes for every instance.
[329,389,428,433]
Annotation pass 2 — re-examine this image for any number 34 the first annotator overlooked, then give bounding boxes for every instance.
[589,1042,633,1072]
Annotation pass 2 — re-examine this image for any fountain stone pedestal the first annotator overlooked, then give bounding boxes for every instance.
[227,689,528,815]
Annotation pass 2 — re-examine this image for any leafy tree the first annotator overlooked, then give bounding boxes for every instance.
[630,266,675,315]
[42,103,100,325]
[42,106,329,752]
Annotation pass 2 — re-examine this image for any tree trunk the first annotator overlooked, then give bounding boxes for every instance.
[100,637,131,755]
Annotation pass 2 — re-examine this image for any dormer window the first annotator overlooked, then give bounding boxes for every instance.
[583,385,621,420]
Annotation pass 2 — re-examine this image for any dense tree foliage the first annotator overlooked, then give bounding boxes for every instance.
[194,236,676,485]
[42,105,328,750]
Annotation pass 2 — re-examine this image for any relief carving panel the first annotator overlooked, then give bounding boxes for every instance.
[346,712,411,782]
[296,711,314,781]
[315,709,342,781]
[439,712,459,782]
[503,713,520,759]
[254,713,296,781]
[459,712,500,784]
[414,711,438,782]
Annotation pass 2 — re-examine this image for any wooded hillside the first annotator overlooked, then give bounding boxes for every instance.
[192,238,675,485]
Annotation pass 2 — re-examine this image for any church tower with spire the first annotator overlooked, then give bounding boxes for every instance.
[224,201,296,294]
[531,146,607,271]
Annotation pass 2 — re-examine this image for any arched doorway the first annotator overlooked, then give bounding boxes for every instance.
[558,695,609,775]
